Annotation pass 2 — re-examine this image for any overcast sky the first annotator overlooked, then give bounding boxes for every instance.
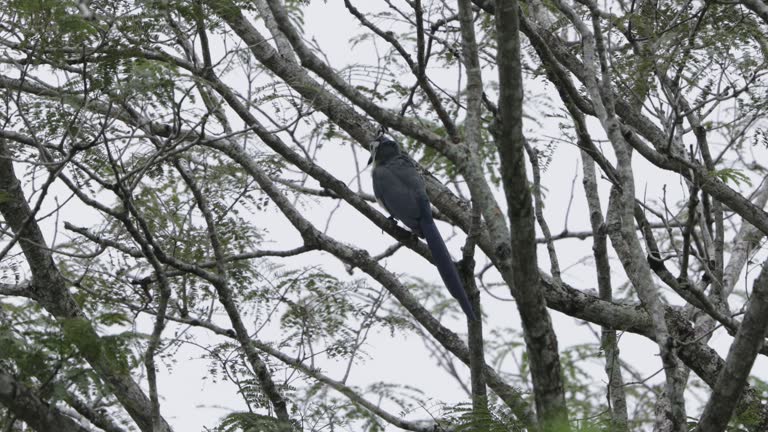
[5,1,766,430]
[138,2,768,429]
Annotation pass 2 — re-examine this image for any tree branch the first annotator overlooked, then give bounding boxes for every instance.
[0,141,173,432]
[0,372,90,432]
[696,259,768,432]
[494,0,569,428]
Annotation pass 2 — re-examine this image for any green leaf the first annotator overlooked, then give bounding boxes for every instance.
[61,317,102,359]
[216,412,294,432]
[95,312,132,327]
[709,168,753,187]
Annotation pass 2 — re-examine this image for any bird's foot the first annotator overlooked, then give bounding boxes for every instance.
[381,216,398,235]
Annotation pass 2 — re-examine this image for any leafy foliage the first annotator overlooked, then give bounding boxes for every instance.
[215,411,294,432]
[1,0,767,430]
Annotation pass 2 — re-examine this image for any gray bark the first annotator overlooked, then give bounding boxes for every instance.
[582,152,629,432]
[696,260,768,432]
[0,141,173,432]
[494,0,569,429]
[0,372,91,432]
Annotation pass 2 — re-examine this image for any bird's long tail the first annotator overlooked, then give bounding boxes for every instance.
[420,217,478,321]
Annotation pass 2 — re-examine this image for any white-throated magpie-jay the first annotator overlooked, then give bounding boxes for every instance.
[368,135,477,320]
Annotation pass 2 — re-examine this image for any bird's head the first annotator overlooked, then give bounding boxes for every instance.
[367,135,400,166]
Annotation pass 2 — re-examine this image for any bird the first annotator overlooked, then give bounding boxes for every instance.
[368,134,477,321]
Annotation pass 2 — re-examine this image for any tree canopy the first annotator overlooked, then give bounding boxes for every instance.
[0,0,767,431]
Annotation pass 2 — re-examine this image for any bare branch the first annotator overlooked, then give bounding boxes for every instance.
[0,141,173,432]
[581,150,629,432]
[494,0,569,428]
[696,259,768,432]
[0,372,91,432]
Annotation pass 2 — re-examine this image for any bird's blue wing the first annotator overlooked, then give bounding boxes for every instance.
[371,154,477,320]
[372,156,429,235]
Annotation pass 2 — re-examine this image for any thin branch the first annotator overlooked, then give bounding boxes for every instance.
[696,259,768,432]
[0,372,91,432]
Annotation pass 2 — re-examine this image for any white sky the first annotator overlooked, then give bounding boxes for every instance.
[3,0,767,431]
[153,2,767,430]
